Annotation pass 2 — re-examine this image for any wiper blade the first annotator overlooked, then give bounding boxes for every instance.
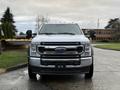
[39,33,75,35]
[39,33,55,35]
[57,33,75,35]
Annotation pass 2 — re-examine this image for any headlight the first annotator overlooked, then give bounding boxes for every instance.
[31,44,36,52]
[81,43,91,57]
[30,43,40,57]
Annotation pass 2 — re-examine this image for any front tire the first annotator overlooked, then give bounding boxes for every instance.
[85,63,93,79]
[28,66,37,80]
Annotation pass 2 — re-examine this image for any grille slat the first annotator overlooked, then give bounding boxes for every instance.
[41,60,80,65]
[41,54,80,59]
[41,42,81,46]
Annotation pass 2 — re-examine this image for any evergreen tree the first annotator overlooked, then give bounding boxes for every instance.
[1,7,17,38]
[19,32,25,35]
[0,25,2,54]
[105,18,120,41]
[0,25,1,39]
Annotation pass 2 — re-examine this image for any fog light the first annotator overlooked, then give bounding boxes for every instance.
[77,46,83,53]
[38,47,45,53]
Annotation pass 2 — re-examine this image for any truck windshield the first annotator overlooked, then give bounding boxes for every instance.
[39,24,83,35]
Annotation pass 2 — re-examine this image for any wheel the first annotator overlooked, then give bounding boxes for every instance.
[28,66,37,80]
[85,63,93,79]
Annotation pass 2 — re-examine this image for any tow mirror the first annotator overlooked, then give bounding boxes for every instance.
[26,30,32,39]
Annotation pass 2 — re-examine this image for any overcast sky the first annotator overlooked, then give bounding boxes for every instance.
[1,0,120,33]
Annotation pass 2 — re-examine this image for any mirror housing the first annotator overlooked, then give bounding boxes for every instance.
[26,30,32,39]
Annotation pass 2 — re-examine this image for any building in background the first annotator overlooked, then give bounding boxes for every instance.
[83,29,114,41]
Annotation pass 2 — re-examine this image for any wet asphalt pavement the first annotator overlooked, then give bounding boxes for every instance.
[0,48,120,90]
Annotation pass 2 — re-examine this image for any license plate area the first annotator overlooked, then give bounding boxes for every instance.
[41,59,81,65]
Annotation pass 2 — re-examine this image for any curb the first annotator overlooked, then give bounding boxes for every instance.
[0,69,6,74]
[6,63,28,72]
[0,63,28,74]
[94,46,120,51]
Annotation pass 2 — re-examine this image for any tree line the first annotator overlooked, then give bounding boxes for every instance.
[0,7,120,40]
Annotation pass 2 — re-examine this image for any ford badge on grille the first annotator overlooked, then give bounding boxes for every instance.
[55,47,66,53]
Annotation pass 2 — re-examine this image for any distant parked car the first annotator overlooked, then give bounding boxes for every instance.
[15,35,26,39]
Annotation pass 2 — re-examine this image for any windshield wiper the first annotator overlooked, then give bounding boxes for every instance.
[39,33,55,35]
[56,32,75,35]
[39,32,75,35]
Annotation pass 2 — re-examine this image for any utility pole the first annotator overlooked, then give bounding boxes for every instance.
[97,19,100,29]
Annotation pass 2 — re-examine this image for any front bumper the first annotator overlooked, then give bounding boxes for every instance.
[28,57,93,75]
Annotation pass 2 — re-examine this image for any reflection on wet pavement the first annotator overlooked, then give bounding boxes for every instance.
[0,48,120,90]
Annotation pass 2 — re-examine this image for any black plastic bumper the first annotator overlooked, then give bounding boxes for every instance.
[29,65,90,75]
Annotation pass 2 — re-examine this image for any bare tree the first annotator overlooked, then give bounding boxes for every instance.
[35,15,49,34]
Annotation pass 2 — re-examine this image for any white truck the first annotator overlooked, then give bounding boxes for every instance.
[28,24,94,79]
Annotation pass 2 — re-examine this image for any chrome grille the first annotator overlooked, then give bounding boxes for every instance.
[38,42,84,65]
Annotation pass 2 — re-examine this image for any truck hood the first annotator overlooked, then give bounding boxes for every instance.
[32,35,90,43]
